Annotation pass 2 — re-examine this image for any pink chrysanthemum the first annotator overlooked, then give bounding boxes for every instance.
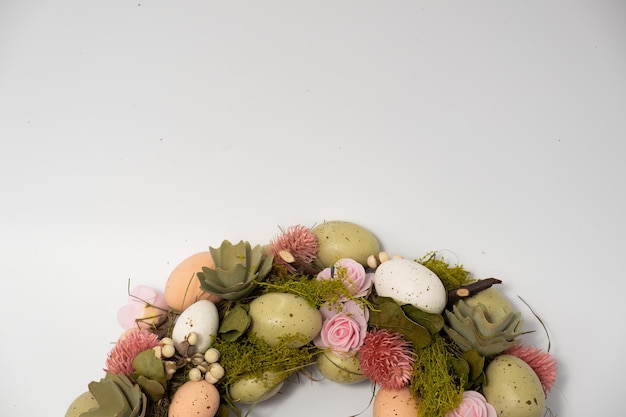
[104,329,160,379]
[505,344,558,394]
[268,225,319,273]
[358,328,415,390]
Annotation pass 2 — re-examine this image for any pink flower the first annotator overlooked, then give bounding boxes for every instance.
[117,285,168,330]
[314,300,369,355]
[104,329,160,379]
[268,225,319,274]
[505,344,558,394]
[446,391,496,417]
[317,258,374,298]
[357,328,414,390]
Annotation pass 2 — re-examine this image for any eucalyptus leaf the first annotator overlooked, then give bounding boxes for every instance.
[134,375,166,402]
[368,300,432,349]
[219,304,251,342]
[131,349,166,386]
[401,304,445,334]
[461,349,485,386]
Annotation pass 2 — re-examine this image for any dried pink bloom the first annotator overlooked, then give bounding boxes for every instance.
[505,344,558,394]
[268,225,318,273]
[104,329,160,379]
[358,328,414,390]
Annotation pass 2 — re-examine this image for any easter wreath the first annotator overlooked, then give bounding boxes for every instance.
[66,220,558,417]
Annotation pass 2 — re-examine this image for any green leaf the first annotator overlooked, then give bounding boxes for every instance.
[219,304,251,342]
[461,349,485,386]
[82,377,130,417]
[401,304,445,335]
[134,375,166,402]
[449,356,470,387]
[131,349,166,386]
[368,300,432,349]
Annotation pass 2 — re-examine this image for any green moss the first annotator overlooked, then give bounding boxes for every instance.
[212,335,319,389]
[259,266,352,308]
[419,252,472,291]
[410,334,464,417]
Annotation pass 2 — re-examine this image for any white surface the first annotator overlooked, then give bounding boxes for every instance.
[1,1,625,416]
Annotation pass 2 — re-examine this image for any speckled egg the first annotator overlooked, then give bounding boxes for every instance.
[311,220,380,268]
[463,287,514,316]
[228,371,286,404]
[317,351,366,384]
[65,391,97,417]
[164,251,222,312]
[373,387,420,417]
[172,300,219,354]
[248,292,322,348]
[374,258,448,314]
[168,380,220,417]
[483,354,545,417]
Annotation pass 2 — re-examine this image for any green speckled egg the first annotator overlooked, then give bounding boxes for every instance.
[248,292,322,348]
[312,220,380,268]
[464,287,514,316]
[483,354,545,417]
[228,371,285,404]
[65,391,98,417]
[317,351,366,384]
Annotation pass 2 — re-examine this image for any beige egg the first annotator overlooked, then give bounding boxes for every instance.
[311,220,380,268]
[373,387,420,417]
[317,351,366,384]
[483,354,545,417]
[165,252,222,312]
[65,391,98,417]
[168,380,220,417]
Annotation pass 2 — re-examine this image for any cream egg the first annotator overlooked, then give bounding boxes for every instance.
[374,258,447,314]
[172,300,219,354]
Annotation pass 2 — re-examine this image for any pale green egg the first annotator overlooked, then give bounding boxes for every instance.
[483,354,545,417]
[248,292,322,348]
[464,287,514,316]
[311,220,380,268]
[228,371,285,404]
[317,351,366,384]
[65,391,97,417]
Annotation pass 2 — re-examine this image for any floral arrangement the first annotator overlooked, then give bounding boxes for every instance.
[65,220,558,417]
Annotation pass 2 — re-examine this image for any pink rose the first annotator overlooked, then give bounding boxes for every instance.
[446,391,497,417]
[117,285,168,330]
[314,299,369,355]
[317,258,374,298]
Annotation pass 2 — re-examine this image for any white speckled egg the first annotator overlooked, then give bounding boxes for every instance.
[374,258,447,314]
[172,300,219,354]
[483,354,545,417]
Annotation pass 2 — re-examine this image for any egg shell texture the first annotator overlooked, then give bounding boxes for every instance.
[483,354,545,417]
[317,351,366,384]
[374,258,448,314]
[164,251,222,312]
[172,300,219,354]
[65,391,98,417]
[168,380,220,417]
[248,292,322,348]
[228,371,285,404]
[373,387,420,417]
[312,220,380,268]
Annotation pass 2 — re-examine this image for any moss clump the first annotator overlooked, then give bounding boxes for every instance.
[259,266,352,308]
[411,334,464,417]
[212,335,319,389]
[419,252,472,291]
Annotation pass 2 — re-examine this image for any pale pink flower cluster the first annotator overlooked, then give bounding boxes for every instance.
[316,258,374,298]
[314,299,369,356]
[117,285,168,330]
[446,391,497,417]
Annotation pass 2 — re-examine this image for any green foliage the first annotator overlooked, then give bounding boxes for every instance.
[218,304,251,342]
[368,295,432,349]
[419,252,472,291]
[410,335,464,417]
[81,373,146,417]
[131,349,167,401]
[212,335,319,389]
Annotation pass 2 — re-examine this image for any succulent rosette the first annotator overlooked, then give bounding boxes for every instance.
[67,220,558,417]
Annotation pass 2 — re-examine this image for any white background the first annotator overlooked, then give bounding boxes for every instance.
[1,1,625,416]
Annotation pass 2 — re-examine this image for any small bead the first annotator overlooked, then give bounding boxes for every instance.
[204,348,221,363]
[378,251,390,263]
[205,372,219,384]
[162,344,176,358]
[188,368,202,382]
[186,332,199,346]
[208,362,225,380]
[160,337,174,346]
[367,254,378,269]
